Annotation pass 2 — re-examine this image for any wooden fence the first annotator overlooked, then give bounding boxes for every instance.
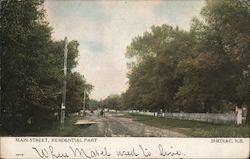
[158,112,236,124]
[122,110,237,124]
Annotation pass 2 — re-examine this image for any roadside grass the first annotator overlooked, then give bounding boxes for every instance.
[23,116,84,136]
[2,114,103,137]
[124,114,250,137]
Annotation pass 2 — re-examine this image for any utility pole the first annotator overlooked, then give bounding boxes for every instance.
[60,37,68,129]
[83,89,86,112]
[0,48,2,126]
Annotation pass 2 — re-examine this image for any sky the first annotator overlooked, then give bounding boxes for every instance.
[44,0,205,100]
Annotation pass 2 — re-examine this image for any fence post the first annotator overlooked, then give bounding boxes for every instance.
[235,106,243,125]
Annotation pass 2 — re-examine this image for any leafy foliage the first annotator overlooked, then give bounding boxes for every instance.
[103,94,123,110]
[0,0,93,133]
[122,0,250,123]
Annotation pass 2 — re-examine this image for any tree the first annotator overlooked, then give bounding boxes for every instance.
[66,72,93,113]
[88,99,100,110]
[1,0,54,132]
[125,25,192,112]
[103,94,123,111]
[200,0,250,119]
[176,52,236,113]
[0,0,93,133]
[124,0,250,120]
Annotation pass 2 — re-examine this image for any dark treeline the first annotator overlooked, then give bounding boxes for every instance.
[104,0,250,123]
[0,0,92,134]
[103,94,124,111]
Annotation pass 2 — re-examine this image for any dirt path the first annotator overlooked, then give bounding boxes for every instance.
[78,112,187,137]
[103,114,187,137]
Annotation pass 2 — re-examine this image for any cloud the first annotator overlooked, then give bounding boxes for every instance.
[44,0,205,100]
[45,1,112,23]
[79,40,107,53]
[153,1,205,29]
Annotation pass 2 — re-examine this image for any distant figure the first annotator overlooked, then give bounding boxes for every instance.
[100,109,105,117]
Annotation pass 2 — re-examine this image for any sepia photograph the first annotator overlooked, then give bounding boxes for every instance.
[0,0,250,158]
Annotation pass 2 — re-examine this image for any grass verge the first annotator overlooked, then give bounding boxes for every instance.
[21,116,84,136]
[124,114,250,137]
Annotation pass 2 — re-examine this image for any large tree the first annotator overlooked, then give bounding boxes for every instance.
[125,25,192,112]
[200,0,250,121]
[1,0,53,132]
[124,0,250,120]
[0,0,93,133]
[67,72,93,113]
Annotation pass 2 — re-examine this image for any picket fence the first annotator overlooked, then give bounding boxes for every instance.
[122,110,236,124]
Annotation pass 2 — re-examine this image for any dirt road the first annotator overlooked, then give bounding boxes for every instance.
[73,112,187,137]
